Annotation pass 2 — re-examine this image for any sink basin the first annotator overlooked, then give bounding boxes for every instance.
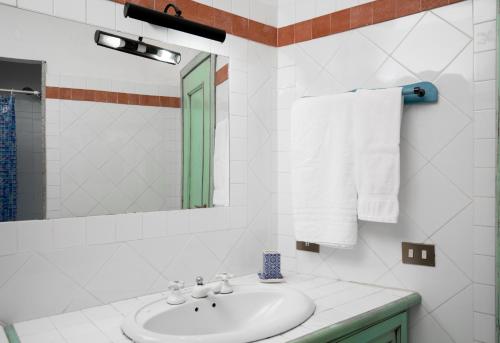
[121,284,316,343]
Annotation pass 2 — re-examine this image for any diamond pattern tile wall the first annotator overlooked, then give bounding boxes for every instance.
[51,101,183,217]
[274,2,485,342]
[0,3,278,323]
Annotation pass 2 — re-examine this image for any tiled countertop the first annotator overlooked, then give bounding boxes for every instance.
[11,274,419,343]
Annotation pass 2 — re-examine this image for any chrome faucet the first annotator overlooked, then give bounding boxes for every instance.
[191,276,212,298]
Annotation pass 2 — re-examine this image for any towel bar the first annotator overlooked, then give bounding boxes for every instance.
[302,82,439,105]
[400,82,438,104]
[351,81,438,104]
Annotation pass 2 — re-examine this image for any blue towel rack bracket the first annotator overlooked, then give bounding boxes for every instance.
[402,81,438,104]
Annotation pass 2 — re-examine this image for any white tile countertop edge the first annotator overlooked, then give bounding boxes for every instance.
[13,274,418,343]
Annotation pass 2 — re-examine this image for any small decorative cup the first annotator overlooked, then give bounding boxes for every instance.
[262,251,282,279]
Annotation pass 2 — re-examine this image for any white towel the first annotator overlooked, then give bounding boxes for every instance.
[353,87,403,223]
[291,93,359,248]
[213,117,230,207]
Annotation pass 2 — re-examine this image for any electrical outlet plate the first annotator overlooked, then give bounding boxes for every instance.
[402,242,435,267]
[296,241,320,253]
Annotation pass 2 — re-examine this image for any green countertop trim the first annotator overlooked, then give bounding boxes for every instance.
[290,293,421,343]
[4,325,20,343]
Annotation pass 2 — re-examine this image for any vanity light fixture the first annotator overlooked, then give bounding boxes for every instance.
[123,2,227,43]
[94,30,182,65]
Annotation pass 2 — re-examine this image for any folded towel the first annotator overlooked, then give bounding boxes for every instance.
[353,87,403,223]
[291,93,358,248]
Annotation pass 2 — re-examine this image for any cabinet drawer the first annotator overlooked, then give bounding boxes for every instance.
[334,312,407,343]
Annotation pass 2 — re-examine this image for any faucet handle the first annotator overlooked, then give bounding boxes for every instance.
[167,281,186,305]
[216,273,234,294]
[195,276,204,286]
[168,280,184,291]
[216,273,234,281]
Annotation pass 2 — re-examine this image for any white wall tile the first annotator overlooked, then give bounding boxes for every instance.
[231,0,249,18]
[473,0,497,23]
[86,0,115,30]
[53,0,85,22]
[0,0,16,6]
[17,0,53,15]
[277,66,295,89]
[474,50,496,81]
[277,0,295,27]
[474,139,496,167]
[15,318,55,337]
[53,218,85,249]
[473,283,495,314]
[474,20,496,52]
[473,197,495,226]
[473,80,496,110]
[115,3,142,36]
[142,211,167,238]
[212,0,231,12]
[0,222,17,256]
[85,216,116,245]
[474,110,497,138]
[228,206,247,228]
[116,214,142,241]
[165,210,189,236]
[473,226,495,256]
[230,161,248,183]
[473,167,495,196]
[230,184,247,206]
[18,220,53,252]
[230,116,248,138]
[473,254,495,285]
[474,312,496,342]
[230,138,247,161]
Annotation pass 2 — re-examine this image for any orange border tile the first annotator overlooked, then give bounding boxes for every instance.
[45,87,181,108]
[312,14,331,39]
[294,20,312,43]
[350,3,374,29]
[215,64,229,86]
[112,0,465,47]
[331,9,350,35]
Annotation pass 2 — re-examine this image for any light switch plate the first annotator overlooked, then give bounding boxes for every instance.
[296,241,320,253]
[402,242,435,267]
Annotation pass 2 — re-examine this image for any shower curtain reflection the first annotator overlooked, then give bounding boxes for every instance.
[0,95,17,221]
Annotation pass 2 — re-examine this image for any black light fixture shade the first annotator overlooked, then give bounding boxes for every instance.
[94,30,182,65]
[124,2,227,43]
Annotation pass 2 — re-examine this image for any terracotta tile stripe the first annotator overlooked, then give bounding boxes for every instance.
[312,14,331,39]
[46,87,180,108]
[373,0,396,24]
[112,0,464,47]
[215,64,229,86]
[350,3,374,29]
[331,9,350,34]
[277,24,294,47]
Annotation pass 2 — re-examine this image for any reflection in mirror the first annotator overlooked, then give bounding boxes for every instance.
[0,5,229,222]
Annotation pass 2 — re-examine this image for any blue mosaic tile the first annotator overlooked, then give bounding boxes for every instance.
[0,96,17,222]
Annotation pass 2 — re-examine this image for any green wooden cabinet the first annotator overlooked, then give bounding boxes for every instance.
[291,294,420,343]
[334,313,407,343]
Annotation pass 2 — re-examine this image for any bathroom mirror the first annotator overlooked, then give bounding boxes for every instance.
[0,6,230,222]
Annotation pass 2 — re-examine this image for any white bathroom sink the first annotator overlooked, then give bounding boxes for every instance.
[121,284,316,343]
